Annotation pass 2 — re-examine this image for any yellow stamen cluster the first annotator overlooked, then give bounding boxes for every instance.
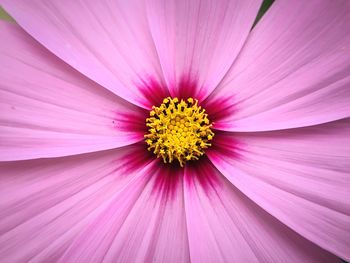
[144,97,214,167]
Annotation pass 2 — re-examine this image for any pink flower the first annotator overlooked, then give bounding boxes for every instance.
[0,0,349,262]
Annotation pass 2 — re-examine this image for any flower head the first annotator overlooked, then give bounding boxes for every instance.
[0,0,350,262]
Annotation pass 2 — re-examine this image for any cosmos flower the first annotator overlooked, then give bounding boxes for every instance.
[0,0,349,262]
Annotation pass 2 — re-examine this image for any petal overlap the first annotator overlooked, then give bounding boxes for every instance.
[208,119,350,260]
[147,0,262,99]
[183,160,337,262]
[0,145,153,262]
[0,22,146,161]
[58,161,189,263]
[209,0,350,131]
[0,0,349,261]
[1,0,168,108]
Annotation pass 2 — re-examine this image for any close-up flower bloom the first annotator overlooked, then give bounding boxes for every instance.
[0,0,349,262]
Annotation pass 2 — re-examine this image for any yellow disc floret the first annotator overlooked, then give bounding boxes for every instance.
[144,97,214,167]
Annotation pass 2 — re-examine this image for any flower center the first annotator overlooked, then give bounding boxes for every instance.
[145,97,214,167]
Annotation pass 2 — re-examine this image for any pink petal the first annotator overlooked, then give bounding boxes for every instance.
[1,0,168,108]
[147,0,262,99]
[58,162,189,262]
[184,160,337,262]
[208,119,350,260]
[0,145,153,262]
[0,22,146,161]
[209,0,350,131]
